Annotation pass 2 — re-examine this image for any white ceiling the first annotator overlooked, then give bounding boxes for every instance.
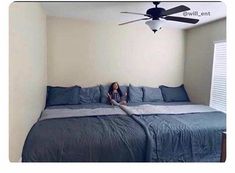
[41,1,226,29]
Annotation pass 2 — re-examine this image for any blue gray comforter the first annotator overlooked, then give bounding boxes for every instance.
[22,103,226,162]
[22,115,147,162]
[132,112,225,162]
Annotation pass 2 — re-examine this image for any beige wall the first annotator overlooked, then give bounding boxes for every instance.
[47,17,185,87]
[184,18,226,105]
[9,3,47,162]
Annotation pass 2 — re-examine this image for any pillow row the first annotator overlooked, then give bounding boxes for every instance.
[46,85,101,107]
[128,85,163,103]
[46,84,190,106]
[128,84,190,103]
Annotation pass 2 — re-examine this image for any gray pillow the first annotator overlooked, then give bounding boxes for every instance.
[159,84,190,102]
[80,86,101,104]
[143,87,163,102]
[46,86,80,107]
[128,84,143,103]
[100,84,110,103]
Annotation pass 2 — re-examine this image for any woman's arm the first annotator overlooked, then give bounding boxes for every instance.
[121,92,127,100]
[107,93,112,100]
[107,93,113,105]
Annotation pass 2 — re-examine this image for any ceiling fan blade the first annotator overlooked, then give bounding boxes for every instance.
[161,5,190,16]
[164,16,199,24]
[119,17,150,26]
[121,12,151,17]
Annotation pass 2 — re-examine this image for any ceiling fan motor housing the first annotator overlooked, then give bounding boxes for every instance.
[146,8,165,20]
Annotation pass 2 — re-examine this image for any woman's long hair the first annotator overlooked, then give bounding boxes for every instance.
[108,82,123,97]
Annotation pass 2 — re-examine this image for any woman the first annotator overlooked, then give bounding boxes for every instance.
[107,82,127,105]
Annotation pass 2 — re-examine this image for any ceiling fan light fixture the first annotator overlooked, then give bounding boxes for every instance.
[145,20,163,33]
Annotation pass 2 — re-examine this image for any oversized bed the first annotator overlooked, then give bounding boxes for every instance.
[22,102,226,162]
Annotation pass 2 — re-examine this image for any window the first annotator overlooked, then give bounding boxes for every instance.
[210,41,226,113]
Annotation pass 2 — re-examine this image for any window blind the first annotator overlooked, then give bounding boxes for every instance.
[210,41,226,113]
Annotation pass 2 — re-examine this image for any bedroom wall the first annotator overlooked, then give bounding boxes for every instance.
[47,16,185,87]
[184,18,226,105]
[9,3,47,162]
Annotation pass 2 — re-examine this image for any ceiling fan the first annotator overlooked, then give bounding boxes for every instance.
[119,2,199,33]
